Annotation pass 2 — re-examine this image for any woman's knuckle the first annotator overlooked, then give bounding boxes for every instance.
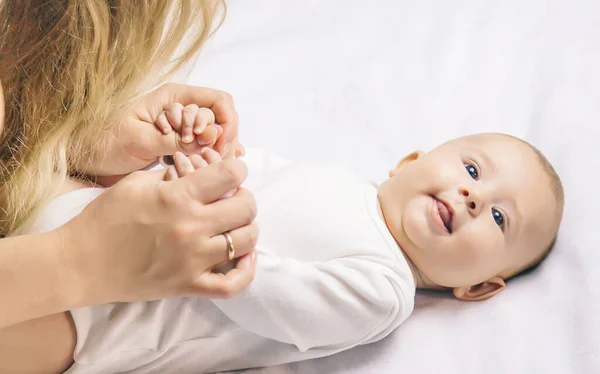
[237,190,257,219]
[157,184,180,208]
[219,90,233,102]
[245,223,259,248]
[219,161,244,185]
[242,198,257,222]
[170,222,196,242]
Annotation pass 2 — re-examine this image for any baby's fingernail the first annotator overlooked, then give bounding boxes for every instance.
[183,135,193,143]
[197,138,213,145]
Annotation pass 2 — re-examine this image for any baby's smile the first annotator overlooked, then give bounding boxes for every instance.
[431,195,454,234]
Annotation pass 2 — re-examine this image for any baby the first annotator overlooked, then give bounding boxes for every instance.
[29,106,564,373]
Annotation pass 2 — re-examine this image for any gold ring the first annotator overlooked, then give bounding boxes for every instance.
[223,232,235,261]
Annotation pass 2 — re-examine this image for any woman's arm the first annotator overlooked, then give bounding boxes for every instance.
[0,233,79,372]
[0,231,84,330]
[0,158,257,331]
[0,159,258,372]
[0,310,75,373]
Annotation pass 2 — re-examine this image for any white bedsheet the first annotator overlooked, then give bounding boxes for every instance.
[184,1,600,373]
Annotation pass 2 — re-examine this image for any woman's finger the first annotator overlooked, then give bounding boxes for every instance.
[210,93,238,157]
[205,220,258,264]
[173,152,195,177]
[201,147,236,197]
[164,166,179,181]
[201,147,223,164]
[188,154,208,169]
[194,250,256,298]
[199,188,257,235]
[169,158,248,204]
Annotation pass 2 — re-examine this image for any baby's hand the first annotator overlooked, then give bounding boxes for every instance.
[156,103,221,146]
[156,102,245,157]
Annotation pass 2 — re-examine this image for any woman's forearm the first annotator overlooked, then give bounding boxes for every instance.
[0,230,84,330]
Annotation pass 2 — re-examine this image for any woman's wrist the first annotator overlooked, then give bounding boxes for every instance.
[51,225,96,309]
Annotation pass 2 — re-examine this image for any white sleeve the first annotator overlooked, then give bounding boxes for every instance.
[212,253,411,352]
[26,188,105,234]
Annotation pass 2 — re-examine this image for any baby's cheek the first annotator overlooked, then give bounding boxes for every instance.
[457,223,504,265]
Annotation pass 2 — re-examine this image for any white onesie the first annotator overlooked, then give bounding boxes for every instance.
[28,149,416,373]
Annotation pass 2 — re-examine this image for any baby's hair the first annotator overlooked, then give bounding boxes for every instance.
[507,235,557,282]
[500,134,565,281]
[0,0,226,235]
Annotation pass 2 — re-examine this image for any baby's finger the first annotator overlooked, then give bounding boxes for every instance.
[173,152,195,177]
[181,104,199,144]
[165,102,185,133]
[196,124,221,146]
[189,153,208,170]
[164,166,179,181]
[194,107,216,136]
[201,147,224,165]
[155,111,172,134]
[235,143,246,158]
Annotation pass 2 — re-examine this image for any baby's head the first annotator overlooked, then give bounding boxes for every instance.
[378,133,564,301]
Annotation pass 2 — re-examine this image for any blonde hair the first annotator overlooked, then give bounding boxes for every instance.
[0,0,226,236]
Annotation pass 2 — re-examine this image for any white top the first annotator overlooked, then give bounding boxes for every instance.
[28,149,416,374]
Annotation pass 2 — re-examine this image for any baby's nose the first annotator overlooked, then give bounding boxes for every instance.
[459,187,484,215]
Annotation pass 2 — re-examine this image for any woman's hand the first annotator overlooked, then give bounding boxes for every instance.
[59,157,258,305]
[78,83,240,177]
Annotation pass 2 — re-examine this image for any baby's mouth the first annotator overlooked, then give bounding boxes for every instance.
[434,197,453,233]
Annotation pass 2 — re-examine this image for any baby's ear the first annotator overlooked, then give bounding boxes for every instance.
[389,151,424,177]
[452,276,505,301]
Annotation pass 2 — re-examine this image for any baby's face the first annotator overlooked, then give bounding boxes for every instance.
[378,134,560,289]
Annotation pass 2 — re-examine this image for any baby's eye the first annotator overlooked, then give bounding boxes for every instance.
[492,208,504,229]
[464,163,479,180]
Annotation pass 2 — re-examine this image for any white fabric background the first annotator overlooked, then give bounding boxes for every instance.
[183,1,600,373]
